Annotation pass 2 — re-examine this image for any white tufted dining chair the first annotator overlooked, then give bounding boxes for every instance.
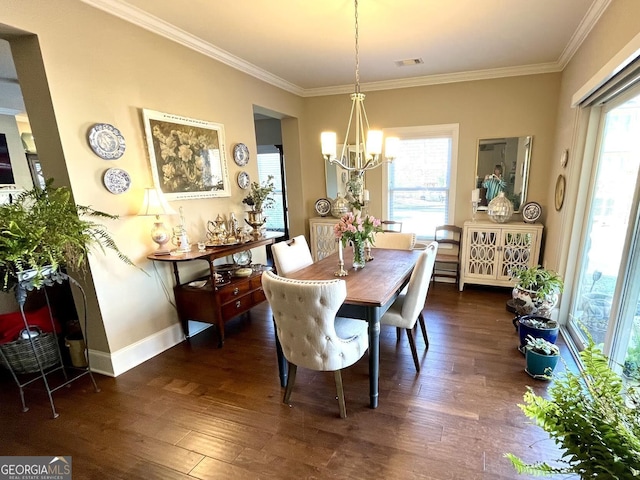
[380,242,438,372]
[261,270,368,418]
[271,235,313,276]
[371,232,416,250]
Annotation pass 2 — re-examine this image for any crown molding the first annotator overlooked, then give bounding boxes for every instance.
[81,0,608,99]
[302,62,562,97]
[557,0,612,68]
[80,0,304,96]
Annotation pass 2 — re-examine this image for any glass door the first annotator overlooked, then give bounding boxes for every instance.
[568,87,640,376]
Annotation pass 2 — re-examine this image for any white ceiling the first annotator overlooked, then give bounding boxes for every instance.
[1,0,610,115]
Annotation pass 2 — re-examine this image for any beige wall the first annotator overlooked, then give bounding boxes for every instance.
[301,74,561,229]
[1,0,639,374]
[544,0,640,275]
[0,0,303,373]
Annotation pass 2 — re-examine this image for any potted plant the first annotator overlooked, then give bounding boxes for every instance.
[242,174,275,214]
[523,335,560,379]
[242,175,275,235]
[506,337,640,477]
[517,315,559,353]
[511,265,564,325]
[0,179,134,294]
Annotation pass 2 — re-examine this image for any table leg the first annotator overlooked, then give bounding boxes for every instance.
[274,317,288,387]
[367,308,380,408]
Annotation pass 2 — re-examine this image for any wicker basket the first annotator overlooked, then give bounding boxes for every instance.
[0,329,60,374]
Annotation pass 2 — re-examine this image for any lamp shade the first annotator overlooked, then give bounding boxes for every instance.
[366,130,383,156]
[321,132,337,158]
[138,187,176,217]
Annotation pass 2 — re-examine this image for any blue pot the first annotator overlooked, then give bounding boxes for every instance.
[518,315,559,352]
[526,348,559,378]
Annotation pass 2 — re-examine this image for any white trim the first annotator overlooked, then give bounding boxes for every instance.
[557,0,612,69]
[81,0,610,99]
[88,321,211,377]
[80,0,304,97]
[571,30,640,106]
[382,124,459,236]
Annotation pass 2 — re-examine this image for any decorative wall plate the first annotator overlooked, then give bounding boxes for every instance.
[560,149,569,168]
[103,167,132,194]
[233,143,250,166]
[555,174,566,211]
[521,201,542,223]
[88,123,126,159]
[237,171,250,189]
[314,198,331,217]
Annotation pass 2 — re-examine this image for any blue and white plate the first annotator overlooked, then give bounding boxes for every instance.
[103,167,131,194]
[89,123,126,159]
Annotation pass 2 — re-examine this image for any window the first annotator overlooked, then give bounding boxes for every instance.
[382,124,458,240]
[256,146,285,232]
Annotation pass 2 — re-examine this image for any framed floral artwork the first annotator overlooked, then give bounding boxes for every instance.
[142,109,231,200]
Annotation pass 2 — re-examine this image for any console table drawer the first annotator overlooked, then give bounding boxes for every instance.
[221,293,253,319]
[218,278,253,303]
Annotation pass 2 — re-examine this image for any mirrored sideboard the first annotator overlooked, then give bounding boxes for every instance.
[460,219,543,291]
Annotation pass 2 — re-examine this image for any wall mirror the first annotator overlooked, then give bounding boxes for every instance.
[475,135,532,212]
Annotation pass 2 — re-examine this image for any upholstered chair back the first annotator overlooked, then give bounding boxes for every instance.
[401,242,438,325]
[261,270,368,371]
[372,232,416,250]
[271,235,313,276]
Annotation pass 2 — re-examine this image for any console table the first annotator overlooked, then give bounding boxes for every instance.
[147,232,281,346]
[460,220,543,291]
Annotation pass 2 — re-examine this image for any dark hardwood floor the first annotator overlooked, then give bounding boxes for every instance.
[0,283,577,479]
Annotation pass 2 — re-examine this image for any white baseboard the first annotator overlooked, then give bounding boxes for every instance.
[88,321,211,377]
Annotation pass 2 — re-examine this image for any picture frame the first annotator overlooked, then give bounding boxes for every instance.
[142,109,231,200]
[26,153,46,190]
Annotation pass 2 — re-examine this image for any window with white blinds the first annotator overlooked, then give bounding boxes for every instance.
[383,124,458,240]
[256,149,285,232]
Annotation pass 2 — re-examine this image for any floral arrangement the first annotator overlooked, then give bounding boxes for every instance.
[151,123,224,193]
[242,175,276,212]
[334,212,382,247]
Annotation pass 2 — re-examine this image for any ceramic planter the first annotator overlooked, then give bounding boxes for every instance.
[525,348,559,379]
[517,315,559,353]
[511,285,559,318]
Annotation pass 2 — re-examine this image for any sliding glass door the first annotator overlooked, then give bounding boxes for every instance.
[568,86,640,380]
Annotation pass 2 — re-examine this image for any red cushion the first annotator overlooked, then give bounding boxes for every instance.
[0,306,61,344]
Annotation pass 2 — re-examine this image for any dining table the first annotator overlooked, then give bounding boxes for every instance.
[284,247,422,409]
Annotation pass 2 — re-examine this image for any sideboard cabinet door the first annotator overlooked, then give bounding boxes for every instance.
[309,217,338,261]
[460,220,543,291]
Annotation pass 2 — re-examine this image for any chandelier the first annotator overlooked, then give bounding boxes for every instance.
[321,0,399,174]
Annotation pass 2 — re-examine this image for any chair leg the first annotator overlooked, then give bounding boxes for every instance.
[283,363,297,404]
[418,312,429,348]
[395,327,402,342]
[334,370,347,418]
[405,328,421,372]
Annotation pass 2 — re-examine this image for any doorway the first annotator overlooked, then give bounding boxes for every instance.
[253,111,289,240]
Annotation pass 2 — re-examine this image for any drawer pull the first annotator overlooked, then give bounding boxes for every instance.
[235,300,241,308]
[233,288,240,296]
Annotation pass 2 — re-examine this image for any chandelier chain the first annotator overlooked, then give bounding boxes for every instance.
[354,0,360,93]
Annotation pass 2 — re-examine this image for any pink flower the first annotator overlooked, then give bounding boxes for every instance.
[334,212,383,246]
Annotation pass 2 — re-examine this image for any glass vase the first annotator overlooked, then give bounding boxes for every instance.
[352,240,366,270]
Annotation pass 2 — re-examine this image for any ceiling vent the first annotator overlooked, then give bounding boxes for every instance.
[394,58,424,67]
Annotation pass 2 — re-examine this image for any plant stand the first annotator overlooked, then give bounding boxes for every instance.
[0,272,100,418]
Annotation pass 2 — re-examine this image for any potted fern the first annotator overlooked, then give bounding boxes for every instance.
[506,338,640,477]
[0,179,133,294]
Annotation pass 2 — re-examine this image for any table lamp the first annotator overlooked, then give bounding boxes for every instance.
[138,187,176,254]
